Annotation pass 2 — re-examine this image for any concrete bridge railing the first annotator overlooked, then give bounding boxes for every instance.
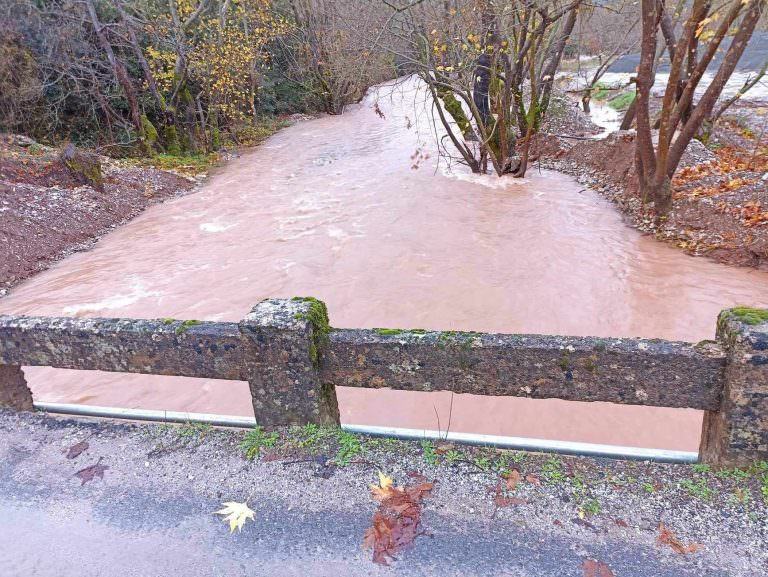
[1,298,766,467]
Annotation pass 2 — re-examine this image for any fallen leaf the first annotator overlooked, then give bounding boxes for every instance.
[370,471,396,501]
[494,495,528,508]
[657,522,703,554]
[65,440,89,459]
[503,469,521,491]
[75,458,108,485]
[363,473,433,565]
[583,559,615,577]
[215,501,255,533]
[614,518,629,528]
[406,470,427,482]
[525,474,541,486]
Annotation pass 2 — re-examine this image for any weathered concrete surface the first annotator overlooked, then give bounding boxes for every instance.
[240,298,339,426]
[0,315,249,380]
[701,310,768,466]
[1,411,766,577]
[0,365,32,410]
[324,330,726,410]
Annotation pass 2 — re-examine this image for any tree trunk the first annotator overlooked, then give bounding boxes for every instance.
[85,0,143,137]
[620,94,637,130]
[641,176,672,218]
[582,94,591,113]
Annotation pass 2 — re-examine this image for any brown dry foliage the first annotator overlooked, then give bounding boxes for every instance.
[363,473,434,566]
[656,522,703,555]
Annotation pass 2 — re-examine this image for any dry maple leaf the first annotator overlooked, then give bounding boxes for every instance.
[525,474,541,486]
[75,458,108,485]
[364,472,434,565]
[370,471,396,501]
[214,501,255,533]
[657,522,703,554]
[65,440,89,459]
[491,482,527,509]
[583,559,615,577]
[503,469,521,491]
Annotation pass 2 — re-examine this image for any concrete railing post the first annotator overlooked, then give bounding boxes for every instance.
[0,365,33,411]
[700,308,768,466]
[239,298,339,427]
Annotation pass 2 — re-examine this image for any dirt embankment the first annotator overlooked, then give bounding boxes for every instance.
[0,135,198,294]
[534,102,768,269]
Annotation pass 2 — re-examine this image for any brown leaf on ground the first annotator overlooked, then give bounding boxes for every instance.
[491,482,527,510]
[406,470,427,482]
[65,440,89,459]
[495,495,528,508]
[503,469,521,491]
[583,559,615,577]
[75,458,108,486]
[525,474,541,486]
[434,442,455,454]
[614,518,629,528]
[657,523,703,554]
[363,472,433,565]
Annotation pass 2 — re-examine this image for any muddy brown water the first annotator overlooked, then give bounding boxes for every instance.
[3,78,768,451]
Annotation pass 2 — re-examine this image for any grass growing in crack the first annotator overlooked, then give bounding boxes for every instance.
[715,467,751,482]
[289,423,335,452]
[581,498,602,516]
[178,421,213,440]
[681,478,714,501]
[444,449,462,466]
[421,440,439,466]
[541,456,567,485]
[507,451,527,464]
[240,426,279,459]
[334,430,363,465]
[473,456,492,471]
[643,482,657,493]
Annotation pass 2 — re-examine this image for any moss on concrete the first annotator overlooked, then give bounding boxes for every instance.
[721,307,768,326]
[291,297,331,366]
[175,319,201,335]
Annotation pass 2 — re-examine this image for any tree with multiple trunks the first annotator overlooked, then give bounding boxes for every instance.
[381,0,582,178]
[633,0,765,217]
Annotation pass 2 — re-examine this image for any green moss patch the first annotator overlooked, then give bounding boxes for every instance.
[291,297,332,366]
[175,319,201,335]
[722,307,768,326]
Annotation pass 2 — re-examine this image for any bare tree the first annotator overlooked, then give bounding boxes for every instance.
[379,0,582,178]
[634,0,764,216]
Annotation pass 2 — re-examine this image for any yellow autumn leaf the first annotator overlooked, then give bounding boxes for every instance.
[214,501,255,533]
[369,471,396,501]
[378,471,393,489]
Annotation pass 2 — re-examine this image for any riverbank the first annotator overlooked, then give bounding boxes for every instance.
[0,117,303,295]
[536,99,768,269]
[0,134,203,295]
[1,409,766,575]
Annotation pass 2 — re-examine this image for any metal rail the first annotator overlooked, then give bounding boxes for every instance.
[33,401,698,463]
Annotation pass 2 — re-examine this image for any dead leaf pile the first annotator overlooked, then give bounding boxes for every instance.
[363,472,434,565]
[656,522,703,555]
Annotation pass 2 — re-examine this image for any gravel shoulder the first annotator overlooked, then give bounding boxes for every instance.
[1,410,766,576]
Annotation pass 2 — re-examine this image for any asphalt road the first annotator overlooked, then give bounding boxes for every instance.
[0,411,764,577]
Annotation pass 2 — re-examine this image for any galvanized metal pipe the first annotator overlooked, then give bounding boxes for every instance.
[33,401,698,463]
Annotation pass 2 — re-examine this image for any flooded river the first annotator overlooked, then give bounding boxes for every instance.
[3,78,768,451]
